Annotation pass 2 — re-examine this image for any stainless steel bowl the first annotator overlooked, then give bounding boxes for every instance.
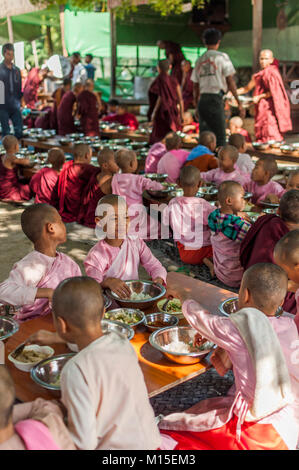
[0,315,19,340]
[259,200,279,209]
[145,312,179,332]
[280,145,297,155]
[102,319,134,340]
[147,185,177,198]
[104,308,145,328]
[103,294,112,311]
[30,353,76,391]
[244,192,253,200]
[149,326,215,365]
[196,187,218,198]
[247,211,259,223]
[252,142,269,150]
[144,173,168,183]
[268,140,283,149]
[108,280,166,309]
[218,297,239,316]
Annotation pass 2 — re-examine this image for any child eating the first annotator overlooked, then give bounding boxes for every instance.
[244,156,285,205]
[163,166,214,273]
[30,147,65,206]
[228,133,255,174]
[184,131,218,173]
[157,133,189,183]
[208,181,251,288]
[229,116,252,143]
[0,204,81,321]
[84,195,167,298]
[160,263,298,450]
[201,145,249,187]
[52,276,161,449]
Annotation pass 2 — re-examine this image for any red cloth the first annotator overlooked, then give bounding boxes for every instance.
[57,161,99,223]
[0,157,31,202]
[240,213,296,314]
[254,64,292,142]
[30,167,59,206]
[57,91,76,136]
[184,154,218,172]
[23,68,41,109]
[161,414,288,450]
[77,173,104,228]
[177,242,212,265]
[148,72,181,145]
[239,128,252,143]
[77,90,99,136]
[101,112,139,131]
[50,87,66,132]
[182,68,194,111]
[164,41,185,84]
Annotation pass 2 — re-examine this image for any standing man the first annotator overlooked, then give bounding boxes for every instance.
[0,43,23,139]
[68,52,87,86]
[84,54,96,80]
[181,60,194,111]
[191,28,244,147]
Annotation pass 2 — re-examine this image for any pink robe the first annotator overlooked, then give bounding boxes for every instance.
[244,180,285,205]
[159,300,299,450]
[0,156,31,202]
[84,236,167,285]
[211,231,243,288]
[111,173,163,207]
[294,290,299,333]
[163,196,214,249]
[201,165,250,187]
[29,167,59,206]
[157,150,189,183]
[145,143,167,174]
[0,251,81,322]
[23,68,41,109]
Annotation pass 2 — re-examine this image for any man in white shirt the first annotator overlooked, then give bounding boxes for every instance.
[69,52,87,86]
[192,28,244,147]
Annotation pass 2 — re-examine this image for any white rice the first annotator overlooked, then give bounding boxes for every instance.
[163,341,192,354]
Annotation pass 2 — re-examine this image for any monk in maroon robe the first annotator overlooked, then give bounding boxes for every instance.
[181,60,194,111]
[23,67,49,109]
[77,79,100,136]
[101,103,139,130]
[148,59,183,145]
[240,190,299,314]
[30,148,65,206]
[57,143,98,223]
[157,40,185,83]
[57,83,83,136]
[49,78,72,132]
[237,50,292,142]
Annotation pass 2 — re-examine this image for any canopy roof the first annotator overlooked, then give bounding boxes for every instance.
[0,0,46,19]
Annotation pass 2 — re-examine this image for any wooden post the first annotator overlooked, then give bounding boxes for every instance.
[31,40,39,68]
[59,5,68,57]
[110,9,117,98]
[252,0,263,73]
[7,16,14,44]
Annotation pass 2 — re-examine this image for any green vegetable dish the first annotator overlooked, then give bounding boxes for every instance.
[104,309,141,325]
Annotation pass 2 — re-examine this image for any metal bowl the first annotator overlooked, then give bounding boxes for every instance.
[0,315,19,341]
[280,145,297,155]
[108,280,166,310]
[104,308,145,328]
[30,353,76,391]
[268,140,283,149]
[259,200,279,209]
[147,184,177,198]
[252,142,269,150]
[103,294,112,311]
[244,192,253,200]
[145,312,179,332]
[196,187,218,198]
[144,173,168,183]
[149,326,215,365]
[262,207,278,214]
[218,297,239,316]
[247,211,259,223]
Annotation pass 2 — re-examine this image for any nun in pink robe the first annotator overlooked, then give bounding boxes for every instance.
[244,179,285,205]
[0,251,81,322]
[201,165,250,188]
[157,149,189,184]
[145,142,167,174]
[211,232,244,288]
[159,301,299,450]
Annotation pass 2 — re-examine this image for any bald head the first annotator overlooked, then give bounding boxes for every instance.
[0,366,15,429]
[229,116,243,128]
[47,147,65,169]
[259,49,274,69]
[279,189,299,224]
[95,194,126,217]
[242,263,288,313]
[73,82,83,95]
[165,132,181,151]
[179,165,201,187]
[52,277,104,328]
[218,180,243,205]
[259,156,278,178]
[199,131,216,149]
[228,133,246,151]
[115,148,136,171]
[85,79,94,91]
[21,204,58,243]
[158,59,170,73]
[274,229,299,267]
[97,148,115,166]
[2,135,18,152]
[73,143,91,162]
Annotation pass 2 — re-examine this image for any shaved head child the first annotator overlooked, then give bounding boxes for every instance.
[0,135,31,202]
[157,133,189,183]
[229,116,252,143]
[30,147,65,205]
[244,156,285,205]
[201,145,249,187]
[228,133,254,174]
[77,78,100,136]
[184,131,218,172]
[0,204,81,321]
[159,262,299,450]
[52,276,161,450]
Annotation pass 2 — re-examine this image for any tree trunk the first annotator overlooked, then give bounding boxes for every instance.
[59,4,68,57]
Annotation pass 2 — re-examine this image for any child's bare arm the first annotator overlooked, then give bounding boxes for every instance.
[210,347,232,377]
[101,277,131,298]
[27,329,66,345]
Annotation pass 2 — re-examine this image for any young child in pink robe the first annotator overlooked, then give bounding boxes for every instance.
[201,145,249,188]
[244,156,285,205]
[145,140,167,174]
[0,204,81,322]
[159,263,299,450]
[51,276,161,450]
[84,195,167,298]
[163,166,214,273]
[229,116,252,143]
[0,365,75,450]
[228,133,255,174]
[157,133,189,183]
[208,181,251,288]
[274,230,299,334]
[285,170,299,191]
[30,148,65,206]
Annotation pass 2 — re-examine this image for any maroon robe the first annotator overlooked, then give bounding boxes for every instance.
[30,167,59,206]
[77,173,105,228]
[101,112,139,130]
[254,64,292,142]
[240,213,296,314]
[23,68,42,109]
[182,68,194,111]
[57,91,76,136]
[164,41,185,84]
[77,90,100,136]
[0,157,31,202]
[50,87,66,132]
[57,161,99,223]
[34,106,52,130]
[148,72,181,145]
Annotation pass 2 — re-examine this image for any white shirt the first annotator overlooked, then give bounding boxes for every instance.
[191,50,236,94]
[72,62,87,85]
